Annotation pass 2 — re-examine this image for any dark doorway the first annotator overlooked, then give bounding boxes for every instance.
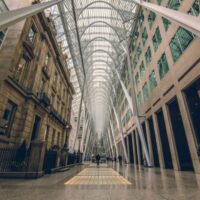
[184,78,200,145]
[156,109,173,169]
[148,117,160,167]
[168,98,194,171]
[133,131,138,164]
[128,133,134,163]
[142,122,148,151]
[31,115,41,141]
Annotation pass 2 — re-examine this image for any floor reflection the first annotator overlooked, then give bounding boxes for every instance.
[0,163,200,200]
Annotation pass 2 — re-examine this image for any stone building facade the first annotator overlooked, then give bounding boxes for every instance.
[114,0,200,174]
[0,0,74,176]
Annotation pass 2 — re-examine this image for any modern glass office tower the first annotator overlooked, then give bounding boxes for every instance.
[0,0,200,199]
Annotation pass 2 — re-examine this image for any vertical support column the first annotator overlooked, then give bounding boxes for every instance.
[135,130,141,165]
[126,136,130,163]
[162,105,179,170]
[103,132,109,155]
[86,135,93,159]
[109,121,119,158]
[108,128,113,156]
[73,86,84,150]
[152,113,165,168]
[145,120,154,165]
[176,92,200,173]
[111,102,128,163]
[80,115,89,152]
[107,127,114,157]
[82,128,91,161]
[27,141,46,178]
[105,133,111,156]
[89,135,96,155]
[131,131,137,165]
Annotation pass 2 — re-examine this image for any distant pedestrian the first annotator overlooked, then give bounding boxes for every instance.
[96,154,101,167]
[106,156,110,162]
[118,155,122,165]
[143,157,147,167]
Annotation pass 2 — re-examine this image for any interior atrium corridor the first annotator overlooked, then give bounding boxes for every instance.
[0,0,200,199]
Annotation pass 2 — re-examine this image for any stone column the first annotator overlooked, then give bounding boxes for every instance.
[177,92,200,173]
[131,131,137,165]
[162,105,179,170]
[77,151,83,164]
[152,113,165,168]
[27,140,46,178]
[55,148,61,168]
[145,120,154,166]
[60,147,69,166]
[126,136,130,163]
[135,129,141,165]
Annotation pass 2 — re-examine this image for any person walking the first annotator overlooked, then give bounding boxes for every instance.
[118,155,122,165]
[96,154,101,167]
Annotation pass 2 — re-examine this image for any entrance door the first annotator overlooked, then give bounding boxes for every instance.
[148,117,160,167]
[128,133,134,163]
[156,109,173,169]
[184,78,200,145]
[168,98,194,171]
[31,115,41,141]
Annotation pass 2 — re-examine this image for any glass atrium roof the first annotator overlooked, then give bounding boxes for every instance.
[42,0,138,135]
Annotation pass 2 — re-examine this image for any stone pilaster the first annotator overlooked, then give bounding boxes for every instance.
[27,140,46,178]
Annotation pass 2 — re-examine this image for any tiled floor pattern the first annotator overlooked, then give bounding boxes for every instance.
[88,163,108,168]
[65,167,131,185]
[1,164,200,200]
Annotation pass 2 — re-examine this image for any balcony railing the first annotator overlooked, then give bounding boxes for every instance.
[38,92,50,107]
[49,105,68,126]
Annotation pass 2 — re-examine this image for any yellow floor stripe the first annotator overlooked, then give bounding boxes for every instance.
[65,167,131,185]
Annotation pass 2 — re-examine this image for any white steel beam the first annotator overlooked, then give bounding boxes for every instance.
[133,0,200,37]
[80,114,89,152]
[110,98,128,163]
[83,129,91,160]
[121,42,151,167]
[0,0,63,31]
[107,127,114,157]
[109,120,119,158]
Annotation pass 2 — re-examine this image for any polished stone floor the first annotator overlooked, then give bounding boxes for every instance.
[0,163,200,200]
[65,167,131,185]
